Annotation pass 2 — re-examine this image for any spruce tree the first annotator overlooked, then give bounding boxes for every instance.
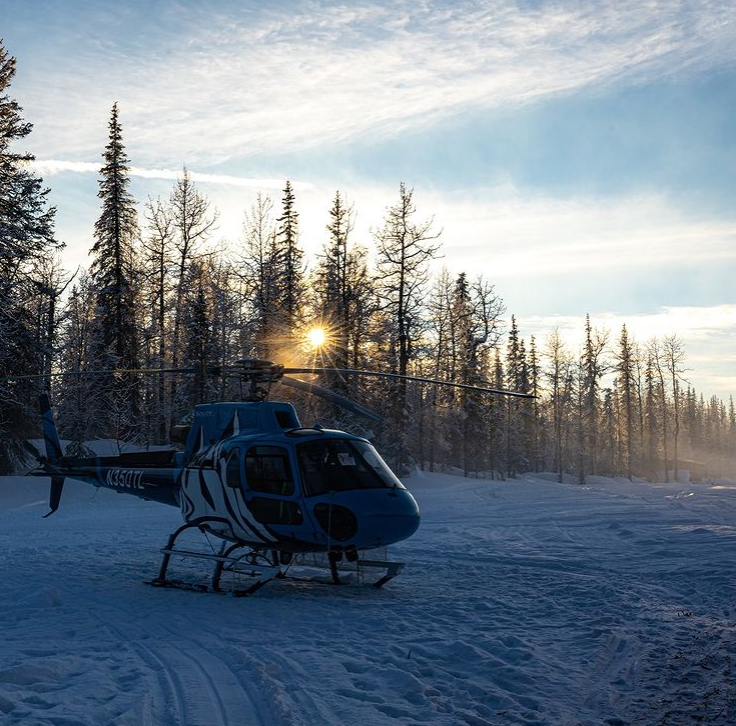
[615,324,636,480]
[315,192,372,370]
[644,354,659,478]
[490,347,506,477]
[274,180,304,344]
[0,40,61,471]
[581,314,608,475]
[505,316,527,476]
[528,335,542,472]
[181,261,216,409]
[321,191,351,367]
[88,103,140,441]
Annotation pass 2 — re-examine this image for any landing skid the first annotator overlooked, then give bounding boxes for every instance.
[289,549,405,589]
[146,519,406,596]
[146,519,281,597]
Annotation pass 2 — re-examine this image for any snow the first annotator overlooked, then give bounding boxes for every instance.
[1,472,735,725]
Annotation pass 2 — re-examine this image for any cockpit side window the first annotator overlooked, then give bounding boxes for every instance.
[244,446,295,496]
[225,448,242,489]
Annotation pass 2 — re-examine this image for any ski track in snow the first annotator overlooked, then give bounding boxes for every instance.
[1,473,735,725]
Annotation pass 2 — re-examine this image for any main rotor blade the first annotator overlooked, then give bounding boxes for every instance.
[282,367,535,399]
[0,366,205,383]
[279,376,383,423]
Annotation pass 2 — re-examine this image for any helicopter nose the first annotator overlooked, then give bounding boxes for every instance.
[364,489,421,546]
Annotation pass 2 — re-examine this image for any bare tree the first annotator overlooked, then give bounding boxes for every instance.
[374,183,441,472]
[648,337,669,481]
[663,334,687,481]
[168,168,217,426]
[239,192,279,358]
[141,196,175,441]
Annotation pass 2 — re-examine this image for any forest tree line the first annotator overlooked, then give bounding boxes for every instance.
[2,41,735,480]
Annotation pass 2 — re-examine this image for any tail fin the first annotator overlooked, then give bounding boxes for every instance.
[39,393,63,461]
[43,477,65,518]
[38,394,64,517]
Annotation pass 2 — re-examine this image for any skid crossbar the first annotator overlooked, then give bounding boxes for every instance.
[148,519,281,596]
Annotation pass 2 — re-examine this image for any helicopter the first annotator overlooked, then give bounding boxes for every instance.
[12,357,533,595]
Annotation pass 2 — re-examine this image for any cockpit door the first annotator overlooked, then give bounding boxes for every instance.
[240,445,307,534]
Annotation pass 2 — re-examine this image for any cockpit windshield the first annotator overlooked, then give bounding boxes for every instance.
[297,439,405,496]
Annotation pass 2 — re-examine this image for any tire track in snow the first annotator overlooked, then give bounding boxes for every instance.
[87,606,188,726]
[88,598,269,726]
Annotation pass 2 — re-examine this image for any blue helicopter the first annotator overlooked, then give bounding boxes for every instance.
[20,358,532,595]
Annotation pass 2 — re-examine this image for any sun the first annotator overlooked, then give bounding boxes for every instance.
[306,327,327,349]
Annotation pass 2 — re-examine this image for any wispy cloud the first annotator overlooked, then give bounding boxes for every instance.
[51,169,736,282]
[18,0,736,164]
[429,190,736,277]
[30,159,313,190]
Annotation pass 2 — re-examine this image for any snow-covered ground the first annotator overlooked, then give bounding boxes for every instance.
[1,471,735,726]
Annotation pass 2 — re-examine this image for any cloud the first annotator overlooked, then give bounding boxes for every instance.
[18,0,736,164]
[49,170,736,279]
[429,190,736,277]
[30,159,313,190]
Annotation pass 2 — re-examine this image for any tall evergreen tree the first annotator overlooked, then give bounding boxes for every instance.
[615,324,636,480]
[88,103,140,441]
[581,314,608,476]
[644,354,660,477]
[505,316,526,476]
[528,335,542,472]
[180,261,216,409]
[315,192,372,372]
[274,180,304,346]
[90,103,139,367]
[0,40,61,471]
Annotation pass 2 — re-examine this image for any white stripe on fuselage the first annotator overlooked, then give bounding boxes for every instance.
[180,457,275,543]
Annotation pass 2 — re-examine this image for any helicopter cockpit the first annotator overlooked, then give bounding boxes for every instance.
[296,439,404,496]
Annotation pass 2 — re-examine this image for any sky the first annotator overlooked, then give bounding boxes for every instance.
[2,0,736,398]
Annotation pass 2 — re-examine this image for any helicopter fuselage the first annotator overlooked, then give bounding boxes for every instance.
[179,428,420,552]
[39,409,421,555]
